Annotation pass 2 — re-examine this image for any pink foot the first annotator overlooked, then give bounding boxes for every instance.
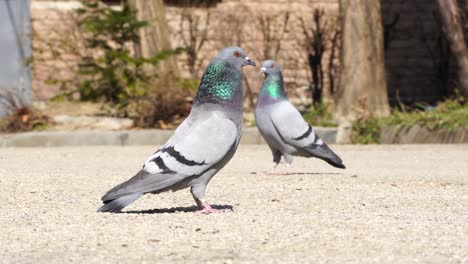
[197,202,220,214]
[269,163,293,175]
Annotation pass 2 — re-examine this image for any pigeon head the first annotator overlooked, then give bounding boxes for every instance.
[260,60,281,76]
[258,60,286,101]
[194,46,255,108]
[215,46,256,68]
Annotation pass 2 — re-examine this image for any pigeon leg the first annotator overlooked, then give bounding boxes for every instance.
[268,162,293,175]
[269,162,279,173]
[270,165,286,174]
[191,185,221,214]
[263,153,293,175]
[257,162,278,175]
[260,149,281,174]
[197,202,220,214]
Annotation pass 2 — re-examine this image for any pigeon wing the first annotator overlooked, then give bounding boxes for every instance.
[269,101,345,168]
[101,111,238,202]
[269,101,319,147]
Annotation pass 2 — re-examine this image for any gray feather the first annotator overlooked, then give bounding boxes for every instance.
[255,60,345,169]
[97,193,143,213]
[97,109,241,212]
[304,142,345,169]
[100,170,188,202]
[97,47,252,212]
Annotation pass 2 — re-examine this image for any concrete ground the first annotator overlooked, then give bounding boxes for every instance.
[1,144,467,263]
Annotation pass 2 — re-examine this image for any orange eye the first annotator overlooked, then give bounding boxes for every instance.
[234,51,240,57]
[270,63,275,68]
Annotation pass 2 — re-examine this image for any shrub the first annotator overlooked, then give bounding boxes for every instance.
[75,0,183,107]
[45,0,192,128]
[351,116,381,144]
[351,97,468,144]
[0,90,51,133]
[302,102,338,127]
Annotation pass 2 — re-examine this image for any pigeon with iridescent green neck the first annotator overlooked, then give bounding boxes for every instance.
[98,47,256,213]
[254,60,345,173]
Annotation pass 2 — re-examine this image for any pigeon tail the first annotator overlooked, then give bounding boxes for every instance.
[307,143,346,169]
[97,193,143,213]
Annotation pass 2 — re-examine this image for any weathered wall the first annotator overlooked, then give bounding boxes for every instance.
[30,0,464,106]
[29,0,340,106]
[30,0,82,100]
[164,0,340,106]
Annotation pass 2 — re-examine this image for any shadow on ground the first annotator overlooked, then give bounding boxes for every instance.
[122,204,234,214]
[250,172,344,176]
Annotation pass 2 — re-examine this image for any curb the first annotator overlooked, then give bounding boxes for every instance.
[0,127,337,147]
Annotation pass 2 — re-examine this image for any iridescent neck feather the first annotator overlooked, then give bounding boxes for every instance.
[260,74,286,100]
[194,59,243,109]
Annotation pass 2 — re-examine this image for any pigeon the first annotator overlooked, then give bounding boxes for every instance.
[254,60,345,172]
[97,47,256,213]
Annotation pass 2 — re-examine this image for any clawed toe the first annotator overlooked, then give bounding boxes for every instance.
[197,202,221,214]
[197,207,220,214]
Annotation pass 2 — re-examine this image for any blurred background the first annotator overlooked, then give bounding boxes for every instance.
[0,0,466,143]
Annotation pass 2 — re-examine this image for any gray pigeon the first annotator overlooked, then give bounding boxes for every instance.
[97,47,256,213]
[254,60,345,172]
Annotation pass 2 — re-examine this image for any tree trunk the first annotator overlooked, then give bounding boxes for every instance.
[436,0,468,98]
[128,0,179,77]
[336,0,390,121]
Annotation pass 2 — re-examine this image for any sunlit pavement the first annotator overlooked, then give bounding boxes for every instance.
[1,144,467,263]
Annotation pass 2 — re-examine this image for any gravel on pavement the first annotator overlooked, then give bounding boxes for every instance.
[1,144,467,263]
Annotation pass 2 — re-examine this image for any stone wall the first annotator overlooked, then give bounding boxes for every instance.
[31,0,83,99]
[30,0,464,106]
[164,0,340,106]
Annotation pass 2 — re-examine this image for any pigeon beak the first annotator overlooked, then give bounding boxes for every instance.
[244,56,256,67]
[260,67,267,73]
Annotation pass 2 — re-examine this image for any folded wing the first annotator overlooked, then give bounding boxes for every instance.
[270,101,345,168]
[101,111,238,202]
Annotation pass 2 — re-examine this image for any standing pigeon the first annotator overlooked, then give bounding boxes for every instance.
[97,47,256,213]
[254,60,345,172]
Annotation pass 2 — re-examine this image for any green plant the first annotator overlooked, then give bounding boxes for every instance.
[75,0,182,107]
[351,97,468,144]
[302,102,337,127]
[176,78,200,92]
[351,116,381,144]
[385,98,468,131]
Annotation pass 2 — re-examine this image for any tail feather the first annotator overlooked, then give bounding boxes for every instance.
[322,156,346,169]
[97,193,143,213]
[306,143,346,169]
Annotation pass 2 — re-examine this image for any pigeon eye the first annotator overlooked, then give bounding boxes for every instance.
[270,63,275,68]
[234,51,241,57]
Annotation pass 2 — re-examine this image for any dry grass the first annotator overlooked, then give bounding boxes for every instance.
[0,89,52,133]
